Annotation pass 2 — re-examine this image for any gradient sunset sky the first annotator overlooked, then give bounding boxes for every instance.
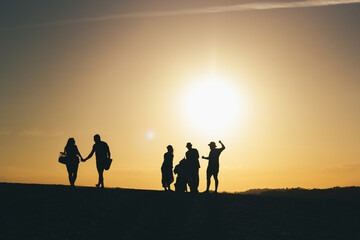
[1,0,360,191]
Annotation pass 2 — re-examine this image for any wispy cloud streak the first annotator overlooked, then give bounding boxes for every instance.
[19,129,44,137]
[0,131,11,136]
[4,0,360,30]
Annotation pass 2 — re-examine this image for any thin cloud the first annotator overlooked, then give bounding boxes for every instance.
[0,131,11,136]
[52,130,65,137]
[3,0,360,30]
[19,129,45,137]
[325,161,360,173]
[18,129,65,137]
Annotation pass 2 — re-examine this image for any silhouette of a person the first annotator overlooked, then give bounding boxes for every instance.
[174,158,190,192]
[64,138,83,187]
[161,145,174,191]
[202,140,225,193]
[185,142,200,193]
[83,134,110,188]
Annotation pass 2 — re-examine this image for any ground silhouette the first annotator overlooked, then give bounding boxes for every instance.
[1,183,359,240]
[243,186,360,200]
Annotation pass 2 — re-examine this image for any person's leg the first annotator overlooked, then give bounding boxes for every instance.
[162,177,167,191]
[182,177,188,192]
[161,168,167,191]
[96,162,103,187]
[189,175,194,192]
[194,169,199,193]
[72,162,79,186]
[165,171,173,191]
[214,168,219,192]
[214,174,219,193]
[66,164,72,186]
[70,172,75,186]
[188,176,194,192]
[165,176,171,190]
[174,180,178,192]
[185,175,190,192]
[98,168,104,188]
[169,171,174,191]
[205,168,211,192]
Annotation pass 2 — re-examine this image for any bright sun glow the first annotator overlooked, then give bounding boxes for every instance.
[182,74,246,136]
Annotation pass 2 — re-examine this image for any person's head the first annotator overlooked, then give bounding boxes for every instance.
[94,134,101,143]
[66,138,75,147]
[167,145,173,153]
[186,142,192,150]
[208,141,216,150]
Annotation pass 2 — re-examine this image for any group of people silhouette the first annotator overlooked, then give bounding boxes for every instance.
[62,135,225,193]
[161,141,225,193]
[63,134,111,188]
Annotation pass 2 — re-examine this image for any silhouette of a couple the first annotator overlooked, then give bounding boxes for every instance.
[63,134,111,188]
[161,141,225,193]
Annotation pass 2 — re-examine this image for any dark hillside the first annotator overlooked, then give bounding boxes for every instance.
[1,183,359,240]
[243,187,360,200]
[259,187,360,199]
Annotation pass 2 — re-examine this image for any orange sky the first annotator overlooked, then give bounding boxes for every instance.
[0,1,359,191]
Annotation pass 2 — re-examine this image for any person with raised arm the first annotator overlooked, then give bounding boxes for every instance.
[202,140,225,193]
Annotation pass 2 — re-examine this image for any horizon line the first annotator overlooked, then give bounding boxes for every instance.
[1,181,359,193]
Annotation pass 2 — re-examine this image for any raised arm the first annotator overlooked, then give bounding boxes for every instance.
[219,140,225,150]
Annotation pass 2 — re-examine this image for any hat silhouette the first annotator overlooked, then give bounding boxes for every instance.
[208,142,216,147]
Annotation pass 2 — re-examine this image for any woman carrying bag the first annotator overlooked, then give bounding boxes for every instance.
[64,138,84,187]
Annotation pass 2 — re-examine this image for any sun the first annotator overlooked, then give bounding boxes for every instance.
[182,74,246,136]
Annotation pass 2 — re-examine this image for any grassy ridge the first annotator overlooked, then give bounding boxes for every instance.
[1,183,359,240]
